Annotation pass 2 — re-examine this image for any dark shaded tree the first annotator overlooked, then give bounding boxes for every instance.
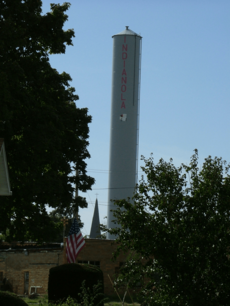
[0,0,94,242]
[103,150,230,306]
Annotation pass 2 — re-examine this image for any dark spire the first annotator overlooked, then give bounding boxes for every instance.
[89,198,101,238]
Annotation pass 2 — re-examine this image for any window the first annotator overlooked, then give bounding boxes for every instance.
[24,272,29,295]
[77,260,100,268]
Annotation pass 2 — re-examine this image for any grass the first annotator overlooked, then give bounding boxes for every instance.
[20,281,141,305]
[21,294,141,305]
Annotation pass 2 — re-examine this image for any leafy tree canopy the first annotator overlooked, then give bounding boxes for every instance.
[104,150,230,306]
[0,0,94,242]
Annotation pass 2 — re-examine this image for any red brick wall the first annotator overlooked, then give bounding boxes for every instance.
[0,249,62,295]
[74,239,148,298]
[75,239,132,296]
[0,239,142,298]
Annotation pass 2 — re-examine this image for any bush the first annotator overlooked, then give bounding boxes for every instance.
[0,290,28,306]
[48,263,105,305]
[0,278,13,292]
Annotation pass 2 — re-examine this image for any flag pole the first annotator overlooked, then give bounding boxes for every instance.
[75,169,79,220]
[61,217,68,243]
[74,168,78,264]
[64,168,85,264]
[63,168,78,265]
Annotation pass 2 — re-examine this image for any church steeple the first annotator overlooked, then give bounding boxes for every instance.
[89,198,101,238]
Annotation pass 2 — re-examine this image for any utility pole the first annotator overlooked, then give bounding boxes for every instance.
[75,169,79,220]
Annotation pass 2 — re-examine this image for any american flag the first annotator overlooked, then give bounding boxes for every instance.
[66,218,85,263]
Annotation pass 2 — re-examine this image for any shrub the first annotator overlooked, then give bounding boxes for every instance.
[48,263,105,305]
[0,290,28,306]
[1,278,13,292]
[77,279,109,306]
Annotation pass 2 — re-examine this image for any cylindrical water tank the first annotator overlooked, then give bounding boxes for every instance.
[107,26,142,239]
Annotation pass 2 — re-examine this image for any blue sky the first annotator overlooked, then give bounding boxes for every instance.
[41,0,230,237]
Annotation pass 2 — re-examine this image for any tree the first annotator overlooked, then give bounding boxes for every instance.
[0,0,94,242]
[48,209,83,243]
[104,150,230,305]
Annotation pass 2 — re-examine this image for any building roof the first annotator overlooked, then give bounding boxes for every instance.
[0,138,12,196]
[89,199,101,238]
[0,241,63,253]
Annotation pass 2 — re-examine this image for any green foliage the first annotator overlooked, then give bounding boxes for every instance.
[77,279,109,306]
[0,290,28,306]
[0,0,94,242]
[22,294,138,306]
[103,150,230,305]
[47,210,75,243]
[48,263,105,305]
[0,228,9,242]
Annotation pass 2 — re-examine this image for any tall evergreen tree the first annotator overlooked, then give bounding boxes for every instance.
[0,0,94,242]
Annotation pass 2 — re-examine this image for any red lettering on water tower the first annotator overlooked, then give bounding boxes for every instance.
[122,44,128,52]
[121,36,128,109]
[121,101,126,108]
[122,52,127,60]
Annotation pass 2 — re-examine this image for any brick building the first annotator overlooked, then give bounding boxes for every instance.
[0,239,136,297]
[0,242,62,295]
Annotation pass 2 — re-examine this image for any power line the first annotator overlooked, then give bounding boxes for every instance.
[91,187,137,190]
[87,202,109,207]
[87,168,145,174]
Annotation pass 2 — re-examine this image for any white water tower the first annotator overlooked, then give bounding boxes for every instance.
[107,26,142,239]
